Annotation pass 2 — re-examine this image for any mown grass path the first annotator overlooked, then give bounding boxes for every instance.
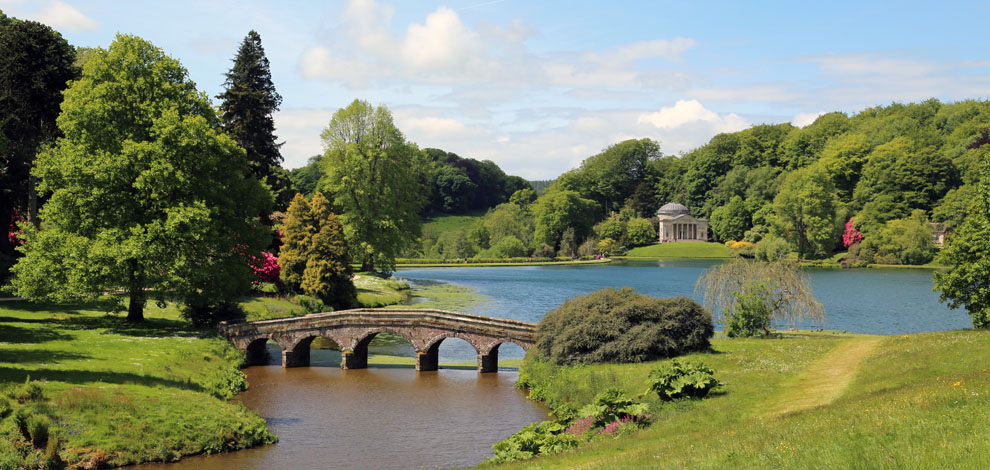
[769,336,883,417]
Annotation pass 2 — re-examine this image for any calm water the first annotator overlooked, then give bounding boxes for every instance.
[396,260,972,361]
[143,261,970,470]
[137,350,547,470]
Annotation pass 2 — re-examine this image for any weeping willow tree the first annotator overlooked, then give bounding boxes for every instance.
[695,259,825,336]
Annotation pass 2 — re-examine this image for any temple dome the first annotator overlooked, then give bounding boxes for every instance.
[657,202,690,215]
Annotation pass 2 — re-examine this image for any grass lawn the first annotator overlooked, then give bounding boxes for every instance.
[0,299,275,468]
[491,329,990,469]
[624,242,730,259]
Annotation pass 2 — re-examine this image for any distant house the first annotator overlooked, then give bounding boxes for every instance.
[657,203,709,242]
[931,222,951,246]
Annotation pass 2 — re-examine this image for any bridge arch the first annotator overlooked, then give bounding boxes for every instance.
[219,308,537,373]
[244,337,276,366]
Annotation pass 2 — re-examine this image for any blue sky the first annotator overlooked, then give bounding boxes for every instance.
[3,0,989,179]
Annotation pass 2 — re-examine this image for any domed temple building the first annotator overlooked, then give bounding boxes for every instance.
[656,203,709,242]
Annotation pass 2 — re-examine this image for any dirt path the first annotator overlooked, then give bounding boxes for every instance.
[768,336,883,417]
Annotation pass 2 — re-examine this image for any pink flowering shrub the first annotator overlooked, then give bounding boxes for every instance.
[7,209,26,246]
[598,415,633,435]
[842,217,863,247]
[251,251,281,283]
[563,416,595,436]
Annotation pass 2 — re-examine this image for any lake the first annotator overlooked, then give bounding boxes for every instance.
[142,260,970,469]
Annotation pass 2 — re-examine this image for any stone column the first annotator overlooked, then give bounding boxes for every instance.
[341,349,368,369]
[478,349,498,373]
[416,348,439,372]
[282,346,310,368]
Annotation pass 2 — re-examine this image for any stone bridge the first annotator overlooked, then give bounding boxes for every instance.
[218,308,537,373]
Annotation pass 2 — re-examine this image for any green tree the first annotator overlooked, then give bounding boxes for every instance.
[278,193,313,291]
[288,155,322,197]
[301,192,357,310]
[319,99,427,273]
[217,31,283,181]
[10,35,272,322]
[935,143,990,328]
[0,15,78,276]
[532,189,598,250]
[625,217,657,246]
[696,259,825,335]
[772,166,841,259]
[486,235,526,258]
[709,195,750,242]
[483,202,533,247]
[434,165,476,213]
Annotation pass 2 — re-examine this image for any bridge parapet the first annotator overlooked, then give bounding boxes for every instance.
[219,308,537,373]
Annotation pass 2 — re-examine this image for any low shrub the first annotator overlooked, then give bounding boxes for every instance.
[725,282,772,337]
[293,295,327,314]
[485,420,577,464]
[576,388,650,429]
[26,415,49,448]
[536,288,713,365]
[646,360,721,401]
[203,367,248,400]
[7,378,44,403]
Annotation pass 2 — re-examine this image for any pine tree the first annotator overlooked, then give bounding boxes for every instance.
[301,192,357,310]
[278,194,313,291]
[217,30,290,202]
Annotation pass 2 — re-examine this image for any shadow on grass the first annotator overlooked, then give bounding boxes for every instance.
[0,324,71,343]
[0,366,204,392]
[54,316,208,339]
[0,349,90,364]
[0,316,56,324]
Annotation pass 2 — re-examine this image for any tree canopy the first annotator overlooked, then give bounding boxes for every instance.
[10,34,271,322]
[0,14,78,279]
[319,99,427,272]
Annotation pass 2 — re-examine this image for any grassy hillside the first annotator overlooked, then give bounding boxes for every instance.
[624,242,730,259]
[493,329,990,469]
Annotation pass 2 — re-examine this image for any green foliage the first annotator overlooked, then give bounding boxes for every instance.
[536,288,713,365]
[710,195,750,242]
[0,14,78,280]
[294,295,326,313]
[725,282,772,337]
[486,235,527,258]
[216,30,286,200]
[278,193,313,291]
[854,210,936,265]
[646,360,722,401]
[432,165,477,213]
[202,367,248,400]
[753,234,791,262]
[557,138,661,216]
[935,143,990,328]
[596,218,625,243]
[319,99,427,273]
[597,238,620,256]
[486,420,577,464]
[288,155,323,198]
[483,202,533,248]
[533,189,598,250]
[25,415,49,448]
[773,165,842,259]
[624,218,656,246]
[300,192,357,309]
[576,389,649,428]
[11,34,272,323]
[697,259,825,333]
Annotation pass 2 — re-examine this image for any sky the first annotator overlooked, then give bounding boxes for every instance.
[3,0,989,179]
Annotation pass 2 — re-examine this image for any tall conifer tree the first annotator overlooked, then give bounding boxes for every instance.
[278,194,313,291]
[302,192,356,310]
[217,30,291,206]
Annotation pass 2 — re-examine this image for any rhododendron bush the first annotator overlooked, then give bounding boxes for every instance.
[842,217,864,247]
[251,251,280,283]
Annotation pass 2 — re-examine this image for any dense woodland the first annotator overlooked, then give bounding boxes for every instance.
[421,100,990,265]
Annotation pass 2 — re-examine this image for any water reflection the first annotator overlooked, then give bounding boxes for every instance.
[138,363,547,470]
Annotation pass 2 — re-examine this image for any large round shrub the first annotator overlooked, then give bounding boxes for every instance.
[536,288,714,365]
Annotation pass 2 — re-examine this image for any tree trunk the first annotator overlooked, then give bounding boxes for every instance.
[126,259,145,322]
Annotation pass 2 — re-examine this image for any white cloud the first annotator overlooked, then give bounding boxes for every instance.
[298,0,696,94]
[274,108,332,169]
[791,111,825,128]
[401,7,483,73]
[810,53,939,78]
[637,100,748,134]
[35,0,99,32]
